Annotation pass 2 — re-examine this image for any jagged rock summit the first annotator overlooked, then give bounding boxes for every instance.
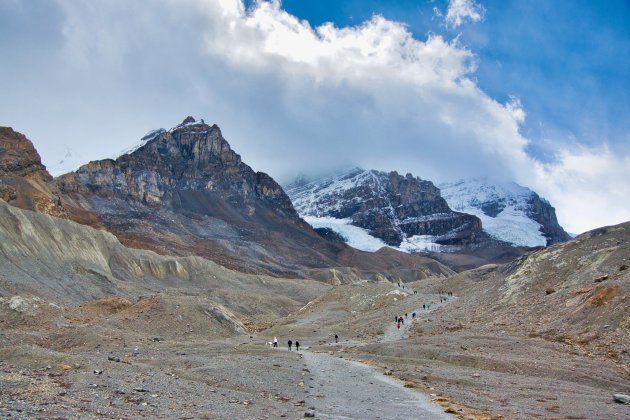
[59,117,299,222]
[286,168,484,251]
[0,126,66,218]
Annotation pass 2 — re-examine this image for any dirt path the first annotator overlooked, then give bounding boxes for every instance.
[302,351,449,419]
[382,297,455,342]
[294,293,457,419]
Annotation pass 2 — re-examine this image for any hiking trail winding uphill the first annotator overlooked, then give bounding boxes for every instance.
[297,289,455,419]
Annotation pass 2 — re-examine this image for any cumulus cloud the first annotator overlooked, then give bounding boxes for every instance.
[445,0,485,28]
[530,147,630,234]
[0,0,627,234]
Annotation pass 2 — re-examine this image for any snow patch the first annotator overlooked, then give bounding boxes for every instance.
[109,128,165,160]
[304,216,389,252]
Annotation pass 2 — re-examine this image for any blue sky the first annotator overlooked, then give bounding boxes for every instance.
[1,0,629,233]
[270,0,630,161]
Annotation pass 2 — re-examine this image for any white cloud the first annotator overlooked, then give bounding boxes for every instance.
[445,0,485,29]
[0,0,627,235]
[529,147,630,234]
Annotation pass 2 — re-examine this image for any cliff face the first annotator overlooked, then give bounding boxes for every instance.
[58,119,299,222]
[0,127,66,218]
[526,193,572,245]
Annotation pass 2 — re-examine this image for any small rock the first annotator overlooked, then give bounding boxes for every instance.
[152,337,162,342]
[133,387,149,393]
[545,287,556,295]
[107,356,121,363]
[304,410,315,417]
[175,352,187,356]
[93,370,103,375]
[613,394,630,404]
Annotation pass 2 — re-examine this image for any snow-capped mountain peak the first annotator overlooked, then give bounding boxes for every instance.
[438,178,570,247]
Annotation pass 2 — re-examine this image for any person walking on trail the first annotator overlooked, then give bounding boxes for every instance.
[295,341,300,351]
[334,334,338,343]
[273,337,278,348]
[288,340,292,351]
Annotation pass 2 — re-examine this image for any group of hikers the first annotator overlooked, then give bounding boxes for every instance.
[272,333,339,351]
[393,289,455,329]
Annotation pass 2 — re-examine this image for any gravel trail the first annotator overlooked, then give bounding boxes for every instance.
[382,298,456,342]
[302,351,449,419]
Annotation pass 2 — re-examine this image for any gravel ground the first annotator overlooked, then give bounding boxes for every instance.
[302,351,449,419]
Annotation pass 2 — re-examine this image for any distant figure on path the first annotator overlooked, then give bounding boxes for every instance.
[273,337,278,348]
[288,340,292,351]
[335,334,338,343]
[295,341,300,351]
[412,312,416,319]
[423,304,425,310]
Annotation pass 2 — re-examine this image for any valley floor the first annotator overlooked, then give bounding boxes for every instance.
[1,281,628,419]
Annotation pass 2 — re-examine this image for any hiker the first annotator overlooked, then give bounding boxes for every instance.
[412,312,416,318]
[423,304,425,310]
[288,340,292,351]
[397,323,400,330]
[334,334,338,343]
[295,341,300,351]
[273,337,278,348]
[405,313,408,318]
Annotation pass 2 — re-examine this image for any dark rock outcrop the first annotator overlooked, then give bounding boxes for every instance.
[526,193,572,245]
[0,127,66,218]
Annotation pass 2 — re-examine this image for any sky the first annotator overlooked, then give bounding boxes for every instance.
[1,0,629,234]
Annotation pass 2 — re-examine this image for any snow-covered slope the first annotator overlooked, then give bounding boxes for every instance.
[286,168,482,253]
[439,179,569,247]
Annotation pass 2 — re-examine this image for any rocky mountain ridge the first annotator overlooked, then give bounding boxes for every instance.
[0,127,66,218]
[439,178,571,246]
[58,117,300,222]
[286,168,486,251]
[287,169,571,256]
[38,118,450,280]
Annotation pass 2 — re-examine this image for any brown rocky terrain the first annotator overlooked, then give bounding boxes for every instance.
[1,200,628,418]
[0,127,66,219]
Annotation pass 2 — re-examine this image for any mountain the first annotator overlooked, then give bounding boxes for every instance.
[439,178,571,247]
[0,126,66,218]
[52,118,451,281]
[285,168,485,252]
